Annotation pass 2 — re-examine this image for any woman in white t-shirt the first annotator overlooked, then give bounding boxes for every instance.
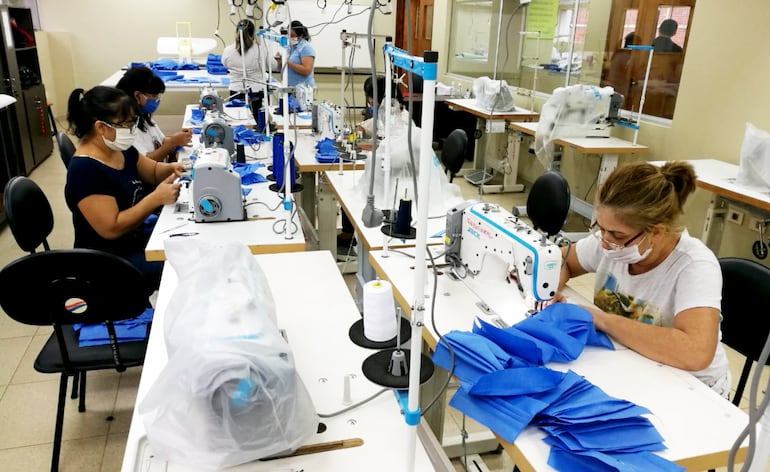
[221,19,277,100]
[557,161,731,396]
[116,66,191,162]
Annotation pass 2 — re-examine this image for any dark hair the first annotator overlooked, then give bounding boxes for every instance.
[290,20,310,41]
[67,86,136,139]
[236,19,256,55]
[115,66,165,131]
[623,32,636,48]
[659,19,678,37]
[598,161,696,232]
[364,76,403,106]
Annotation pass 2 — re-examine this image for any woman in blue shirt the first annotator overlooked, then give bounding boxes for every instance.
[65,86,183,293]
[277,20,315,87]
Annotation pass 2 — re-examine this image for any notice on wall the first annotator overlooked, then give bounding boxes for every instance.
[525,0,559,40]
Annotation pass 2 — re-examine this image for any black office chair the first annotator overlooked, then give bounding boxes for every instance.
[441,129,468,183]
[0,249,149,472]
[3,175,54,253]
[56,131,75,169]
[719,257,770,405]
[526,171,571,237]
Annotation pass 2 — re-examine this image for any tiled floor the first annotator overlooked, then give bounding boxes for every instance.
[0,139,767,471]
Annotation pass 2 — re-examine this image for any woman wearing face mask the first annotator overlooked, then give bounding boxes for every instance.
[274,20,315,87]
[556,161,730,397]
[65,86,183,292]
[356,75,406,138]
[116,66,191,162]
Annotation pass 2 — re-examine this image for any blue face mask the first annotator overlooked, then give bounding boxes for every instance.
[366,106,374,116]
[141,97,160,115]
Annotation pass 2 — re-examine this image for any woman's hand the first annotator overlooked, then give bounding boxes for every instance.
[171,129,192,147]
[152,173,182,206]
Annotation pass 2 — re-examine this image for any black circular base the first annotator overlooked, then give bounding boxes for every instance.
[348,318,411,349]
[381,224,416,240]
[362,349,434,388]
[266,172,300,182]
[269,183,304,193]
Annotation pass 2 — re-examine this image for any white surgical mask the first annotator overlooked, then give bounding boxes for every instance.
[289,38,299,46]
[601,235,652,264]
[102,125,136,151]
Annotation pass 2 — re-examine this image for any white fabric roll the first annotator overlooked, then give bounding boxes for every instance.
[363,279,397,342]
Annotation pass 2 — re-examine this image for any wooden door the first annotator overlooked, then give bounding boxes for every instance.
[396,0,433,58]
[601,0,695,119]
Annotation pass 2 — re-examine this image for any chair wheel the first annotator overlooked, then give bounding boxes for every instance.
[752,240,768,259]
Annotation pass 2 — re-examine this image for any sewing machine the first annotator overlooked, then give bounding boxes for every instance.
[312,101,343,139]
[543,85,624,138]
[192,147,245,222]
[199,85,224,116]
[445,201,562,307]
[201,115,235,155]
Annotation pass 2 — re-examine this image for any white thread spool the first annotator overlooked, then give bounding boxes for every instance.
[362,279,397,342]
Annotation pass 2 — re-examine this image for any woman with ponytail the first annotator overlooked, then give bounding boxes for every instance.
[555,161,730,397]
[221,19,278,100]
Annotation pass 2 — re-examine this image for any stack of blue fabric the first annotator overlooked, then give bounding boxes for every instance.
[206,53,228,75]
[73,308,154,347]
[232,125,265,146]
[232,161,266,186]
[315,137,340,163]
[431,303,684,471]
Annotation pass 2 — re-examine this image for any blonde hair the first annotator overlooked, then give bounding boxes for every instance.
[598,161,696,232]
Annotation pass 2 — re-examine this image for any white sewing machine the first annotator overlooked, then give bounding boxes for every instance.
[542,85,624,138]
[192,147,245,223]
[201,115,235,156]
[445,201,562,308]
[312,101,343,139]
[199,85,224,115]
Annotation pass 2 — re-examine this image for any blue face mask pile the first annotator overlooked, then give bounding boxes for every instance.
[73,307,154,347]
[432,303,684,472]
[231,161,266,186]
[314,137,339,163]
[206,54,228,75]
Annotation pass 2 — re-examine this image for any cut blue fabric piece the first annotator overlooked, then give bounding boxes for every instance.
[206,54,228,75]
[232,162,267,185]
[315,137,340,163]
[548,448,684,472]
[469,368,565,397]
[242,187,252,196]
[528,303,614,350]
[226,99,246,107]
[73,308,153,347]
[473,318,546,365]
[541,417,664,452]
[233,125,264,145]
[432,330,526,385]
[189,107,205,126]
[150,59,200,71]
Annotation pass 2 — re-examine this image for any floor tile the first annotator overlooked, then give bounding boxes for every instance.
[107,368,142,435]
[0,337,31,386]
[102,433,128,472]
[0,436,106,472]
[0,314,38,339]
[0,374,118,449]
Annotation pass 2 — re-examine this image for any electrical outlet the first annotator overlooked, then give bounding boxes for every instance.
[747,216,768,232]
[727,208,744,225]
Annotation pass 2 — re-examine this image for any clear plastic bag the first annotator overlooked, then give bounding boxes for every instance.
[139,240,318,469]
[736,122,770,191]
[472,76,516,112]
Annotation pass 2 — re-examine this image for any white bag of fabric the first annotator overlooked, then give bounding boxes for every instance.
[139,240,318,469]
[356,116,463,219]
[736,122,770,191]
[472,76,516,112]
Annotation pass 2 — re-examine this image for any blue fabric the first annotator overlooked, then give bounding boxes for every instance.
[315,137,340,163]
[205,54,228,75]
[548,449,685,472]
[233,125,264,145]
[433,330,523,384]
[226,99,247,108]
[232,162,266,185]
[469,368,565,397]
[73,308,153,347]
[274,95,302,115]
[189,107,205,126]
[150,59,200,71]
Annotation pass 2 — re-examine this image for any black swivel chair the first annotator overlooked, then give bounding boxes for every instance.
[441,129,468,183]
[0,249,149,472]
[3,175,54,253]
[719,257,770,405]
[526,171,571,237]
[56,131,75,169]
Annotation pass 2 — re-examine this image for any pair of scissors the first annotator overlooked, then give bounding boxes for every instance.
[169,232,199,238]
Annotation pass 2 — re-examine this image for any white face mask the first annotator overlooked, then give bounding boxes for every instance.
[102,126,136,151]
[601,235,653,264]
[289,38,299,46]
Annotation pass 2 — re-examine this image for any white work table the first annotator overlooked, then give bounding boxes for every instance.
[181,103,313,130]
[101,69,230,92]
[445,98,539,194]
[144,163,306,261]
[652,158,770,253]
[367,246,750,471]
[509,121,648,221]
[121,251,451,471]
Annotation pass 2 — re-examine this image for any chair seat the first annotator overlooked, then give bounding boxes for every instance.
[34,326,146,374]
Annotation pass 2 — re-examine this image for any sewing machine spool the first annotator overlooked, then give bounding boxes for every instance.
[381,198,416,239]
[268,132,303,193]
[348,318,411,349]
[361,349,434,388]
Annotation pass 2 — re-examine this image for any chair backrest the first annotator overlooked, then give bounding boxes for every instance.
[56,132,75,169]
[3,175,54,253]
[0,249,148,327]
[526,171,571,237]
[719,257,770,365]
[441,129,467,182]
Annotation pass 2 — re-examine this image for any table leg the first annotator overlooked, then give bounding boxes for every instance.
[317,174,338,255]
[300,172,316,230]
[479,129,525,194]
[702,195,727,253]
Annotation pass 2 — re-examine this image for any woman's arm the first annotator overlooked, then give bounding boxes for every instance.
[586,305,720,371]
[136,152,183,184]
[76,173,180,240]
[144,130,192,162]
[287,55,314,77]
